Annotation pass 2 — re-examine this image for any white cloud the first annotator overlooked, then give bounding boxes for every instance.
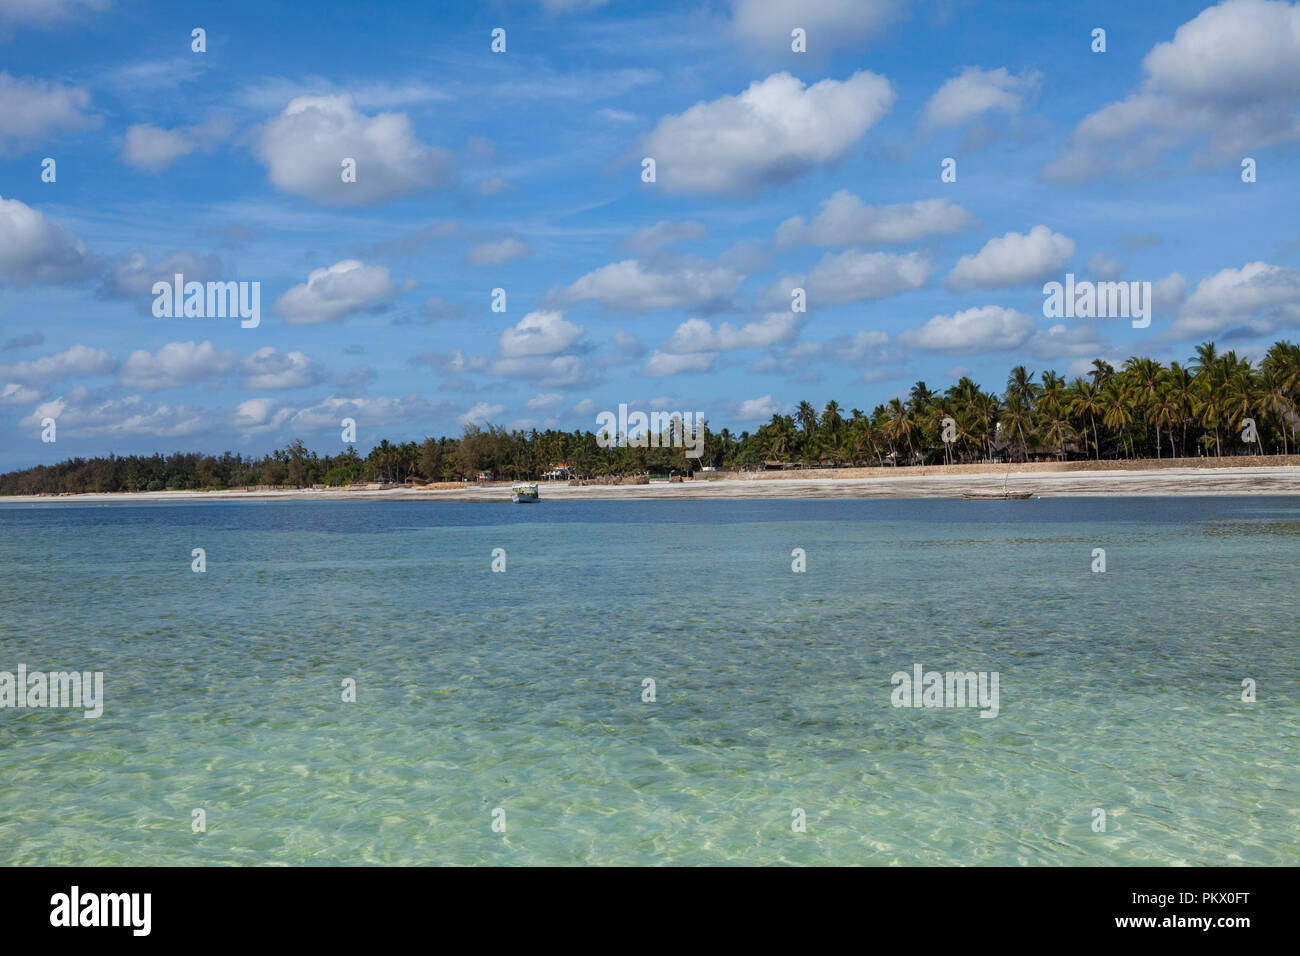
[525,393,565,414]
[897,305,1036,353]
[500,310,584,357]
[461,402,507,425]
[735,394,782,420]
[490,355,589,387]
[241,347,319,390]
[99,249,223,300]
[1027,323,1111,360]
[945,225,1075,290]
[729,0,905,53]
[771,250,930,306]
[557,257,743,312]
[0,344,117,385]
[254,94,454,205]
[466,236,531,266]
[119,341,238,391]
[0,0,109,30]
[0,196,97,285]
[1173,262,1300,337]
[0,72,99,152]
[641,71,894,194]
[410,348,488,374]
[1086,252,1125,281]
[1153,272,1188,311]
[276,259,412,325]
[0,382,42,404]
[121,116,233,173]
[775,192,974,247]
[643,312,801,378]
[231,397,295,435]
[643,351,717,377]
[24,391,209,439]
[1046,0,1300,182]
[658,312,801,354]
[617,220,708,254]
[921,67,1040,127]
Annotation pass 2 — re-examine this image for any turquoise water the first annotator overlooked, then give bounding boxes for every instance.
[0,497,1296,865]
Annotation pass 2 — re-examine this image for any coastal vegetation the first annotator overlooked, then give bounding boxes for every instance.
[3,340,1298,495]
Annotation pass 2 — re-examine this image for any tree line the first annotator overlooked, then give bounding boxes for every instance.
[2,340,1297,495]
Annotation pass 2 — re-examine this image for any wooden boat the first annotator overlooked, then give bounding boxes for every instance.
[963,467,1032,499]
[511,482,539,503]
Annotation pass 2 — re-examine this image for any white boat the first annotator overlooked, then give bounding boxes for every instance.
[511,482,539,503]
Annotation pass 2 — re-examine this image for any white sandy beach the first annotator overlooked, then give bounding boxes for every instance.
[7,464,1300,503]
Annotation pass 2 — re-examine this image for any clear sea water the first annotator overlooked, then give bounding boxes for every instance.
[1,496,1296,866]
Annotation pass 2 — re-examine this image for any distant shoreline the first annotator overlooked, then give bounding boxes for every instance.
[4,462,1299,502]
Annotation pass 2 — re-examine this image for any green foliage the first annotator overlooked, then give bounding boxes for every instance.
[3,341,1298,495]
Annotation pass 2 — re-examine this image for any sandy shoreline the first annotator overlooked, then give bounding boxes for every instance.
[4,465,1300,503]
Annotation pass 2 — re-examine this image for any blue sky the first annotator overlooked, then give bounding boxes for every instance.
[2,0,1298,470]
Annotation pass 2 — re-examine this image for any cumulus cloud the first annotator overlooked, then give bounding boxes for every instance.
[769,250,930,306]
[1086,252,1125,281]
[241,347,319,390]
[500,310,584,357]
[254,94,454,205]
[0,344,117,385]
[945,225,1074,290]
[735,394,782,420]
[643,312,801,377]
[641,71,894,194]
[465,236,531,266]
[921,66,1041,127]
[729,0,906,53]
[525,392,565,414]
[24,390,209,439]
[556,256,743,312]
[276,259,413,324]
[1027,323,1112,360]
[0,72,99,153]
[119,341,238,391]
[775,192,974,247]
[0,196,97,285]
[0,382,42,404]
[1045,0,1300,183]
[0,0,110,31]
[98,250,223,300]
[243,394,452,438]
[121,116,233,173]
[409,348,488,374]
[461,401,508,425]
[490,354,589,387]
[1173,262,1300,337]
[231,397,295,435]
[617,220,708,254]
[1152,272,1189,311]
[897,305,1036,353]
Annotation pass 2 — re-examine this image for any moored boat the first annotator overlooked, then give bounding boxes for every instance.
[512,482,539,503]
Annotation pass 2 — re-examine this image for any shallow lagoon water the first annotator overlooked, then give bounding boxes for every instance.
[1,496,1296,865]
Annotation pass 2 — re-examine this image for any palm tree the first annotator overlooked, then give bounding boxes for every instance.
[1101,380,1135,458]
[1068,378,1104,460]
